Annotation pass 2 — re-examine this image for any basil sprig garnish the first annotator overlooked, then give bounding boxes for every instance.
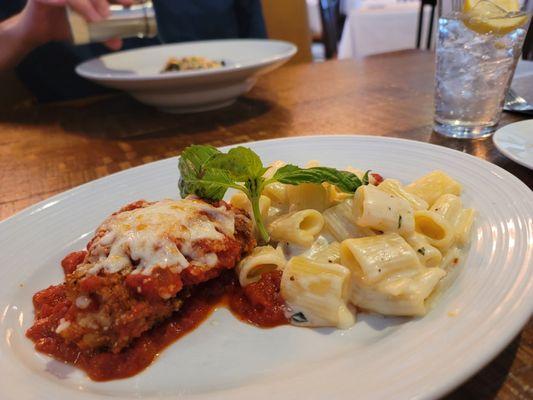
[179,145,368,243]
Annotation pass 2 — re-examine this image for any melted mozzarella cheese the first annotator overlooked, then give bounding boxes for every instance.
[75,295,92,309]
[79,199,235,276]
[55,318,71,334]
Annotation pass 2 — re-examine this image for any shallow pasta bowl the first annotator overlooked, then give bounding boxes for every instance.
[0,135,531,400]
[76,39,296,113]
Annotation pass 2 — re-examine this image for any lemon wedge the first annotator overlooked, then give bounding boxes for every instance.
[462,0,528,35]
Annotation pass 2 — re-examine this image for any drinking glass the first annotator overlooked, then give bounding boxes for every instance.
[434,0,531,139]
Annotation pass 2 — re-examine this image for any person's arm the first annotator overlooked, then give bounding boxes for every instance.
[0,13,32,72]
[0,0,131,73]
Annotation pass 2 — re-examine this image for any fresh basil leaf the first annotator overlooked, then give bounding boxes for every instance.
[178,145,221,198]
[291,312,308,323]
[206,146,267,181]
[269,164,299,180]
[362,170,370,186]
[181,168,235,200]
[179,145,220,177]
[244,177,270,242]
[272,165,363,193]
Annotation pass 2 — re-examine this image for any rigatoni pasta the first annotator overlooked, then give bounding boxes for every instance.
[351,267,446,316]
[263,182,288,205]
[262,160,289,204]
[308,241,341,264]
[268,209,325,246]
[325,183,352,206]
[405,170,462,206]
[340,234,446,316]
[353,185,415,235]
[378,179,429,211]
[236,160,474,327]
[286,183,329,212]
[237,245,286,286]
[340,233,423,284]
[454,208,475,246]
[230,192,271,220]
[281,256,355,328]
[323,199,375,241]
[414,210,455,251]
[404,232,443,268]
[431,194,462,223]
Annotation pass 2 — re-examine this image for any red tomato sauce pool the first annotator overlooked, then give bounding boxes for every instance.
[26,270,288,381]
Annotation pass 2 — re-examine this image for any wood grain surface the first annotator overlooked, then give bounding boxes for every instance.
[0,50,530,399]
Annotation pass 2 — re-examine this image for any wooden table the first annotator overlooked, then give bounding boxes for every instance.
[0,50,531,398]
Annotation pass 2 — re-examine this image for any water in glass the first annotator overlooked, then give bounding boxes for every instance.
[434,1,529,138]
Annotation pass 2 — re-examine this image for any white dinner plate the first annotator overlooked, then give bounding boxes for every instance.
[76,39,296,113]
[493,120,533,170]
[0,136,531,400]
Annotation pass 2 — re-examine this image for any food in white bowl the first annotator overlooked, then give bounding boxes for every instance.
[161,56,225,72]
[76,39,296,113]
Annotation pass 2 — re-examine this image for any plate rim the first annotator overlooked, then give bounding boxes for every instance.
[75,38,297,82]
[493,120,533,170]
[1,134,532,400]
[3,134,531,226]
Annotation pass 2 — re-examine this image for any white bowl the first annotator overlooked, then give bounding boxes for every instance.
[76,39,296,113]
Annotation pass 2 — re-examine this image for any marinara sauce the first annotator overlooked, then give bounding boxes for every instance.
[26,265,288,381]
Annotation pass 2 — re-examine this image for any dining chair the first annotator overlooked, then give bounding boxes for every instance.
[318,0,342,59]
[260,0,313,63]
[416,0,437,50]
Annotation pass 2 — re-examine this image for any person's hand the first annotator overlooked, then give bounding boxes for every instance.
[0,0,134,72]
[20,0,134,50]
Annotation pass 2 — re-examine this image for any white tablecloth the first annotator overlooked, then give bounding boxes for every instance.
[307,0,407,36]
[307,0,322,36]
[340,0,401,13]
[338,2,436,59]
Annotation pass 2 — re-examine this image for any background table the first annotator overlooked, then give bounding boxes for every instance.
[0,50,530,399]
[338,2,436,58]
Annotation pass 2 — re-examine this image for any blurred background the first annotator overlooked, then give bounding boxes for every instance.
[1,0,530,109]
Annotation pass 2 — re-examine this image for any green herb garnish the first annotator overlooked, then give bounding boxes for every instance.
[362,170,371,186]
[398,214,403,229]
[417,247,426,256]
[178,145,367,243]
[291,312,308,323]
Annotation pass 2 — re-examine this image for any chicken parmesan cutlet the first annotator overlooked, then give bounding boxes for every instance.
[27,198,254,354]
